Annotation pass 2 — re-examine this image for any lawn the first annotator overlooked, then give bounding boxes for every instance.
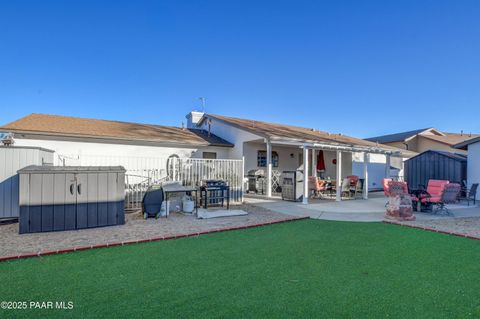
[1,219,480,318]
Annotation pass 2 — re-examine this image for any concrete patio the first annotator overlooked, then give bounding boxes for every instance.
[245,192,480,222]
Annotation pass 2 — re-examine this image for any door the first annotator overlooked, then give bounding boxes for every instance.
[75,173,89,229]
[64,173,77,230]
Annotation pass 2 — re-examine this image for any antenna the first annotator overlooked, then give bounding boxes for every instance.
[199,97,206,112]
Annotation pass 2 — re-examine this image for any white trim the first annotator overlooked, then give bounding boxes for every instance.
[266,141,272,198]
[302,147,309,204]
[336,150,342,202]
[363,152,369,199]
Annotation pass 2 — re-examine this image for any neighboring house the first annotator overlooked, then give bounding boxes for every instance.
[455,137,480,188]
[1,112,411,203]
[0,113,234,170]
[362,127,479,189]
[366,127,478,154]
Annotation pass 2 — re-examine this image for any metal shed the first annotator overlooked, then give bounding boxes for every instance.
[405,150,467,189]
[18,166,126,234]
[0,146,54,219]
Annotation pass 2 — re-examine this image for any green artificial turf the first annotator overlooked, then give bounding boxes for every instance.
[1,219,480,318]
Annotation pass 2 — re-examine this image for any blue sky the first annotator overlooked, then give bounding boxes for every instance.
[0,0,479,138]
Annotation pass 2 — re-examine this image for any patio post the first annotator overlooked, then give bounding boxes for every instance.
[302,147,309,204]
[312,149,317,177]
[363,152,369,199]
[266,141,272,197]
[336,150,342,202]
[385,154,391,179]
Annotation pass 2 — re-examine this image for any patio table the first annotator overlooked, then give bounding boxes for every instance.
[319,180,336,197]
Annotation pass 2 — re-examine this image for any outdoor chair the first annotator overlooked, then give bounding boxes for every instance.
[341,178,352,199]
[347,175,360,198]
[421,183,461,215]
[353,179,364,199]
[460,183,478,206]
[383,178,393,196]
[417,180,449,203]
[308,176,327,199]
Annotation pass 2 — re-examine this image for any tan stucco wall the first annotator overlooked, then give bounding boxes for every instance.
[416,136,467,154]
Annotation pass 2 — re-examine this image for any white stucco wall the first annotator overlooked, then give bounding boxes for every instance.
[467,141,480,187]
[199,117,262,160]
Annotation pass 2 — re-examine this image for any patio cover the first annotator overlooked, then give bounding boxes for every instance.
[201,114,415,157]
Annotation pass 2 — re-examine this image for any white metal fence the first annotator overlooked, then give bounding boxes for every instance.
[59,154,244,210]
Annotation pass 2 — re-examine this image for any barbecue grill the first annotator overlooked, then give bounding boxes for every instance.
[200,180,230,209]
[142,185,164,219]
[246,169,266,194]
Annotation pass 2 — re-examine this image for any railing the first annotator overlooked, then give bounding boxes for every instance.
[124,158,244,209]
[58,154,245,210]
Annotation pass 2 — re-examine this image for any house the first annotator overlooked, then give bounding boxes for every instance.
[454,136,480,188]
[366,127,478,154]
[362,128,478,190]
[0,113,234,169]
[1,112,411,204]
[191,112,412,202]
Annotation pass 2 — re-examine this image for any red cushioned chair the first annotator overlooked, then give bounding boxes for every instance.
[308,176,327,199]
[418,180,449,205]
[346,175,360,199]
[421,183,461,215]
[383,178,393,196]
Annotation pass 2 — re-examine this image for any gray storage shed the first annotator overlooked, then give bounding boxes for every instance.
[18,166,126,234]
[405,150,467,189]
[0,146,54,219]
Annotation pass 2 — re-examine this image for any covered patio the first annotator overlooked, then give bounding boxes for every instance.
[248,136,405,204]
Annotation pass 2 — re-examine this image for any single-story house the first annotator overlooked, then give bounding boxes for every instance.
[1,112,411,204]
[455,137,480,188]
[0,113,234,168]
[191,112,412,202]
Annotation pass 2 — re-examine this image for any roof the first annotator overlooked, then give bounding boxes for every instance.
[420,133,480,146]
[201,114,415,156]
[454,136,480,150]
[365,128,435,144]
[0,114,233,147]
[406,150,467,162]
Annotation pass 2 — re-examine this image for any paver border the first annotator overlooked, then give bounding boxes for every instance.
[0,216,308,263]
[383,220,480,240]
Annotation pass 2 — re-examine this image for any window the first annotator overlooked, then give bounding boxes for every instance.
[257,151,279,167]
[202,152,217,159]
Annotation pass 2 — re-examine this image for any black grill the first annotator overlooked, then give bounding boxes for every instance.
[200,180,230,209]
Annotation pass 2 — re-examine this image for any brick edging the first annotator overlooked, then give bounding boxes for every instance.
[0,216,309,263]
[382,220,480,241]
